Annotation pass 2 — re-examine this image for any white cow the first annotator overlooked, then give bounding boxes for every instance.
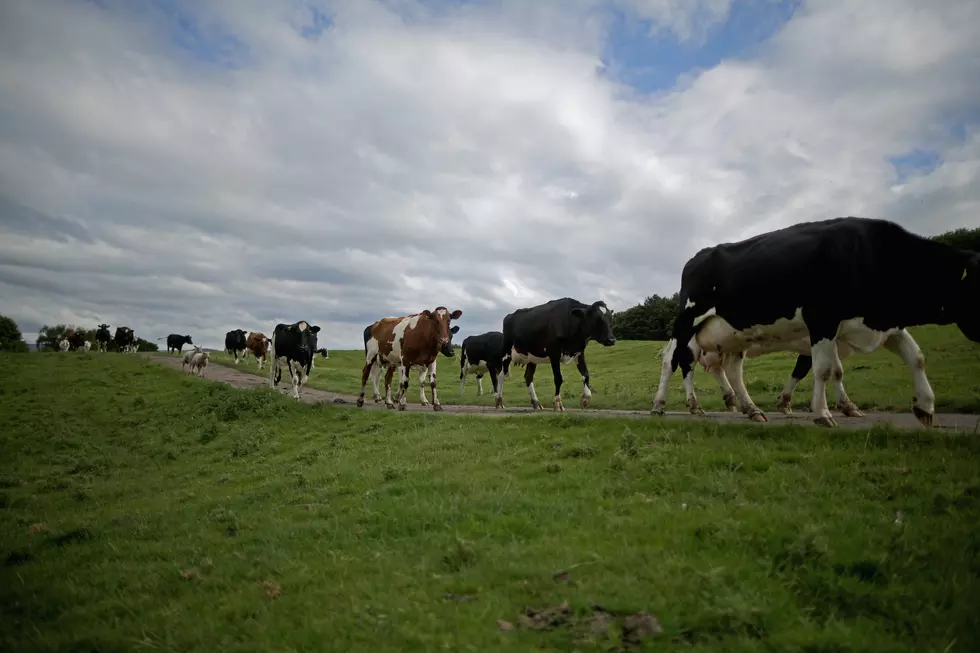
[81,341,92,352]
[58,338,69,352]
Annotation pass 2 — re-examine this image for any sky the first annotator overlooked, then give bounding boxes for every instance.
[1,0,979,350]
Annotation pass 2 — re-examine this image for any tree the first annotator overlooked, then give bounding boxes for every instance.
[0,315,30,353]
[932,226,980,252]
[611,293,679,341]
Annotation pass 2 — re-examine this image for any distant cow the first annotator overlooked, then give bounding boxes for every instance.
[246,331,271,370]
[163,333,193,355]
[95,324,111,352]
[58,338,69,352]
[114,326,135,353]
[458,331,503,396]
[651,216,980,428]
[65,330,85,351]
[182,347,209,376]
[81,341,91,352]
[224,329,248,363]
[495,298,616,411]
[268,321,322,399]
[356,307,462,411]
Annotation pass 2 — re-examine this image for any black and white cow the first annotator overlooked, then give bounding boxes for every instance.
[224,329,248,363]
[114,326,135,353]
[164,333,194,355]
[495,298,617,411]
[651,216,980,428]
[269,320,322,399]
[95,324,111,352]
[459,331,503,396]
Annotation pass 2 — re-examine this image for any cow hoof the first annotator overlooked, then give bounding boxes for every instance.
[813,416,838,428]
[580,396,590,409]
[722,393,737,411]
[385,402,395,410]
[494,398,505,409]
[398,404,406,412]
[554,397,565,412]
[356,398,364,408]
[912,405,933,427]
[748,411,768,423]
[433,403,443,412]
[689,406,705,416]
[531,400,542,410]
[839,403,864,418]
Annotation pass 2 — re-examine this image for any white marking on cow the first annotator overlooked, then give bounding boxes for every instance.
[528,381,540,406]
[427,359,441,408]
[685,299,696,309]
[297,321,308,332]
[82,341,91,351]
[599,305,608,314]
[59,339,69,352]
[510,347,579,366]
[386,314,421,366]
[695,307,807,354]
[691,307,716,327]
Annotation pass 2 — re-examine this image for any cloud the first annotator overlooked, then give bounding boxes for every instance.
[1,0,978,349]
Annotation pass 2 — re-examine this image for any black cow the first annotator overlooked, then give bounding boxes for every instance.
[224,329,248,363]
[458,331,503,396]
[65,330,85,351]
[114,326,135,353]
[495,297,616,411]
[95,324,111,352]
[307,327,329,371]
[268,320,322,399]
[165,333,193,355]
[651,216,980,428]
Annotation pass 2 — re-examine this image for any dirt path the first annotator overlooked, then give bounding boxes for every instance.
[145,354,980,432]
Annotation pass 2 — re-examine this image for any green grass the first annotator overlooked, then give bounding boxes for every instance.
[2,353,980,652]
[190,324,980,414]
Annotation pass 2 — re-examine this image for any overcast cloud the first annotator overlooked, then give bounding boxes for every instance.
[1,0,978,349]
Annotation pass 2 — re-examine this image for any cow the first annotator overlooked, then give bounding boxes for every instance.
[268,320,322,399]
[163,334,194,355]
[114,326,135,353]
[494,298,616,412]
[651,216,980,428]
[355,307,462,411]
[696,343,865,417]
[246,331,271,370]
[58,338,69,352]
[182,347,209,376]
[458,331,503,396]
[224,329,248,363]
[64,330,85,351]
[81,340,92,352]
[95,324,111,352]
[307,328,329,371]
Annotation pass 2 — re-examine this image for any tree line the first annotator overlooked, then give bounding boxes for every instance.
[0,317,159,353]
[611,225,980,341]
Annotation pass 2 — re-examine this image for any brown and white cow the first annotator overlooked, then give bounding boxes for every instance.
[246,331,270,370]
[356,307,462,411]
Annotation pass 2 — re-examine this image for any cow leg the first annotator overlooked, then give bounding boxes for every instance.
[429,361,443,411]
[576,353,593,409]
[397,364,409,411]
[549,354,565,412]
[809,335,842,428]
[371,363,384,402]
[777,355,811,414]
[704,354,738,412]
[652,335,704,416]
[459,352,468,394]
[356,357,376,407]
[722,352,767,422]
[290,361,302,400]
[524,363,542,410]
[418,366,430,406]
[384,366,396,408]
[882,329,935,427]
[475,373,484,396]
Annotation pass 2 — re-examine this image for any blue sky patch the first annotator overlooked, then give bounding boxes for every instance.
[149,0,250,69]
[299,3,333,41]
[889,148,943,183]
[601,0,803,94]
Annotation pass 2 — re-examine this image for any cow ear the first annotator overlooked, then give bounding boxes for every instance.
[450,309,462,320]
[310,325,321,334]
[422,310,433,319]
[450,325,460,334]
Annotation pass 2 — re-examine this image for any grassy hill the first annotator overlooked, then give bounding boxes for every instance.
[2,353,979,652]
[195,325,980,414]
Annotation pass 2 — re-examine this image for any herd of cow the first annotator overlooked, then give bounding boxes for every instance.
[56,324,138,354]
[58,217,980,428]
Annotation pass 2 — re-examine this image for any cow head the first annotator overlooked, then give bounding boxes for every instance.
[307,328,328,360]
[572,301,616,347]
[183,335,194,344]
[98,323,109,332]
[956,253,980,342]
[422,307,462,356]
[288,321,321,357]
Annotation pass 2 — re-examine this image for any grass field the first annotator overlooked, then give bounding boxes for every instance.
[2,352,980,652]
[192,324,980,414]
